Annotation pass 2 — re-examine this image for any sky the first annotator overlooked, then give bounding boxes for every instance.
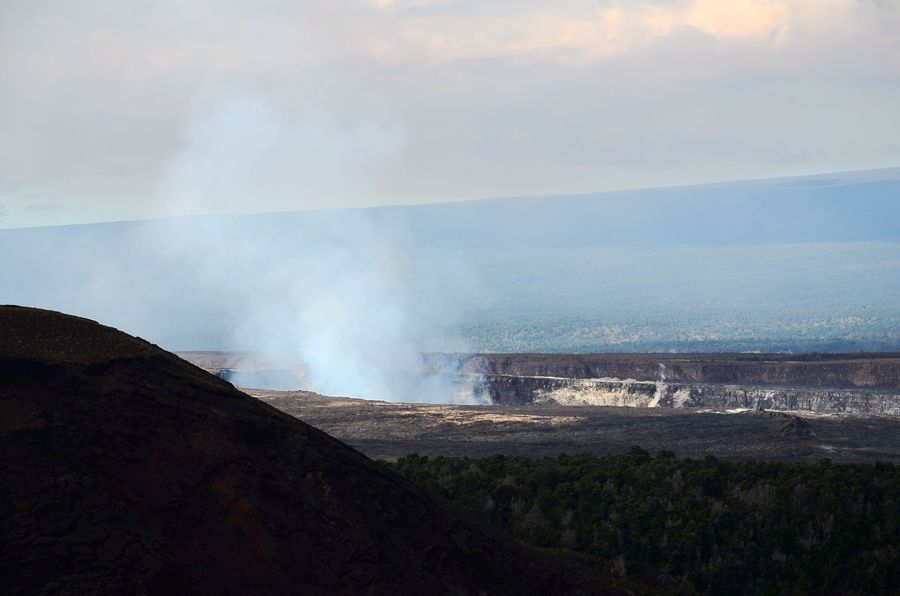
[1,0,899,228]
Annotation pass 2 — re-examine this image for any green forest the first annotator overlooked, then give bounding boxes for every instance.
[388,451,900,594]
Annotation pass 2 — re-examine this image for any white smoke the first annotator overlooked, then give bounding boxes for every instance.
[162,95,404,216]
[142,93,483,403]
[651,362,667,405]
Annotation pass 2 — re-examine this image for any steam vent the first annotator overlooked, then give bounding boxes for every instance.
[0,306,607,595]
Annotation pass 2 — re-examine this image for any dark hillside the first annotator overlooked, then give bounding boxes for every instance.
[0,306,605,595]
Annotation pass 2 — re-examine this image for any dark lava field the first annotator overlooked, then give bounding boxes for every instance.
[249,390,900,464]
[182,350,900,463]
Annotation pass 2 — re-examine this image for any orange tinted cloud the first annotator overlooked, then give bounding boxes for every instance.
[364,0,793,65]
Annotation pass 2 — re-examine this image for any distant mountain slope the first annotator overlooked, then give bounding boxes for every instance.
[0,168,898,354]
[4,167,899,246]
[379,167,900,249]
[0,306,604,595]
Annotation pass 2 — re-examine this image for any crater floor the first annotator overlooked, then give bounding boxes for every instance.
[249,389,900,463]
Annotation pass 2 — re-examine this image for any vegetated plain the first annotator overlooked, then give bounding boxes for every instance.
[388,451,900,594]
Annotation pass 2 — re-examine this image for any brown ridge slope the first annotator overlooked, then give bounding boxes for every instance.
[0,306,605,595]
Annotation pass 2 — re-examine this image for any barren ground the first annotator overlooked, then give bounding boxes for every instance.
[248,389,900,463]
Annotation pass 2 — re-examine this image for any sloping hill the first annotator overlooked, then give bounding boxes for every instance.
[0,306,604,595]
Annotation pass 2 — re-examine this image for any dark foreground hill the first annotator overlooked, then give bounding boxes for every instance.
[0,306,605,595]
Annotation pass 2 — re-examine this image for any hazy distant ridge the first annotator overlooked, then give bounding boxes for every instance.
[2,169,898,357]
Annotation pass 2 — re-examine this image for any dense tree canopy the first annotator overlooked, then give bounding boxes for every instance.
[389,451,899,594]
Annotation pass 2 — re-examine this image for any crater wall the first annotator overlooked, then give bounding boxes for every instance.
[486,374,900,415]
[423,353,900,390]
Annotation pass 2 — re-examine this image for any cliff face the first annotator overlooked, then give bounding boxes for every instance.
[181,351,900,414]
[424,353,900,390]
[486,375,900,415]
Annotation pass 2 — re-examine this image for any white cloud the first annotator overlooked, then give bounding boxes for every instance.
[360,0,796,65]
[0,0,898,227]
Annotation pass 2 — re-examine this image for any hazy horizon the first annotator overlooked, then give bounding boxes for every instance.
[2,164,898,231]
